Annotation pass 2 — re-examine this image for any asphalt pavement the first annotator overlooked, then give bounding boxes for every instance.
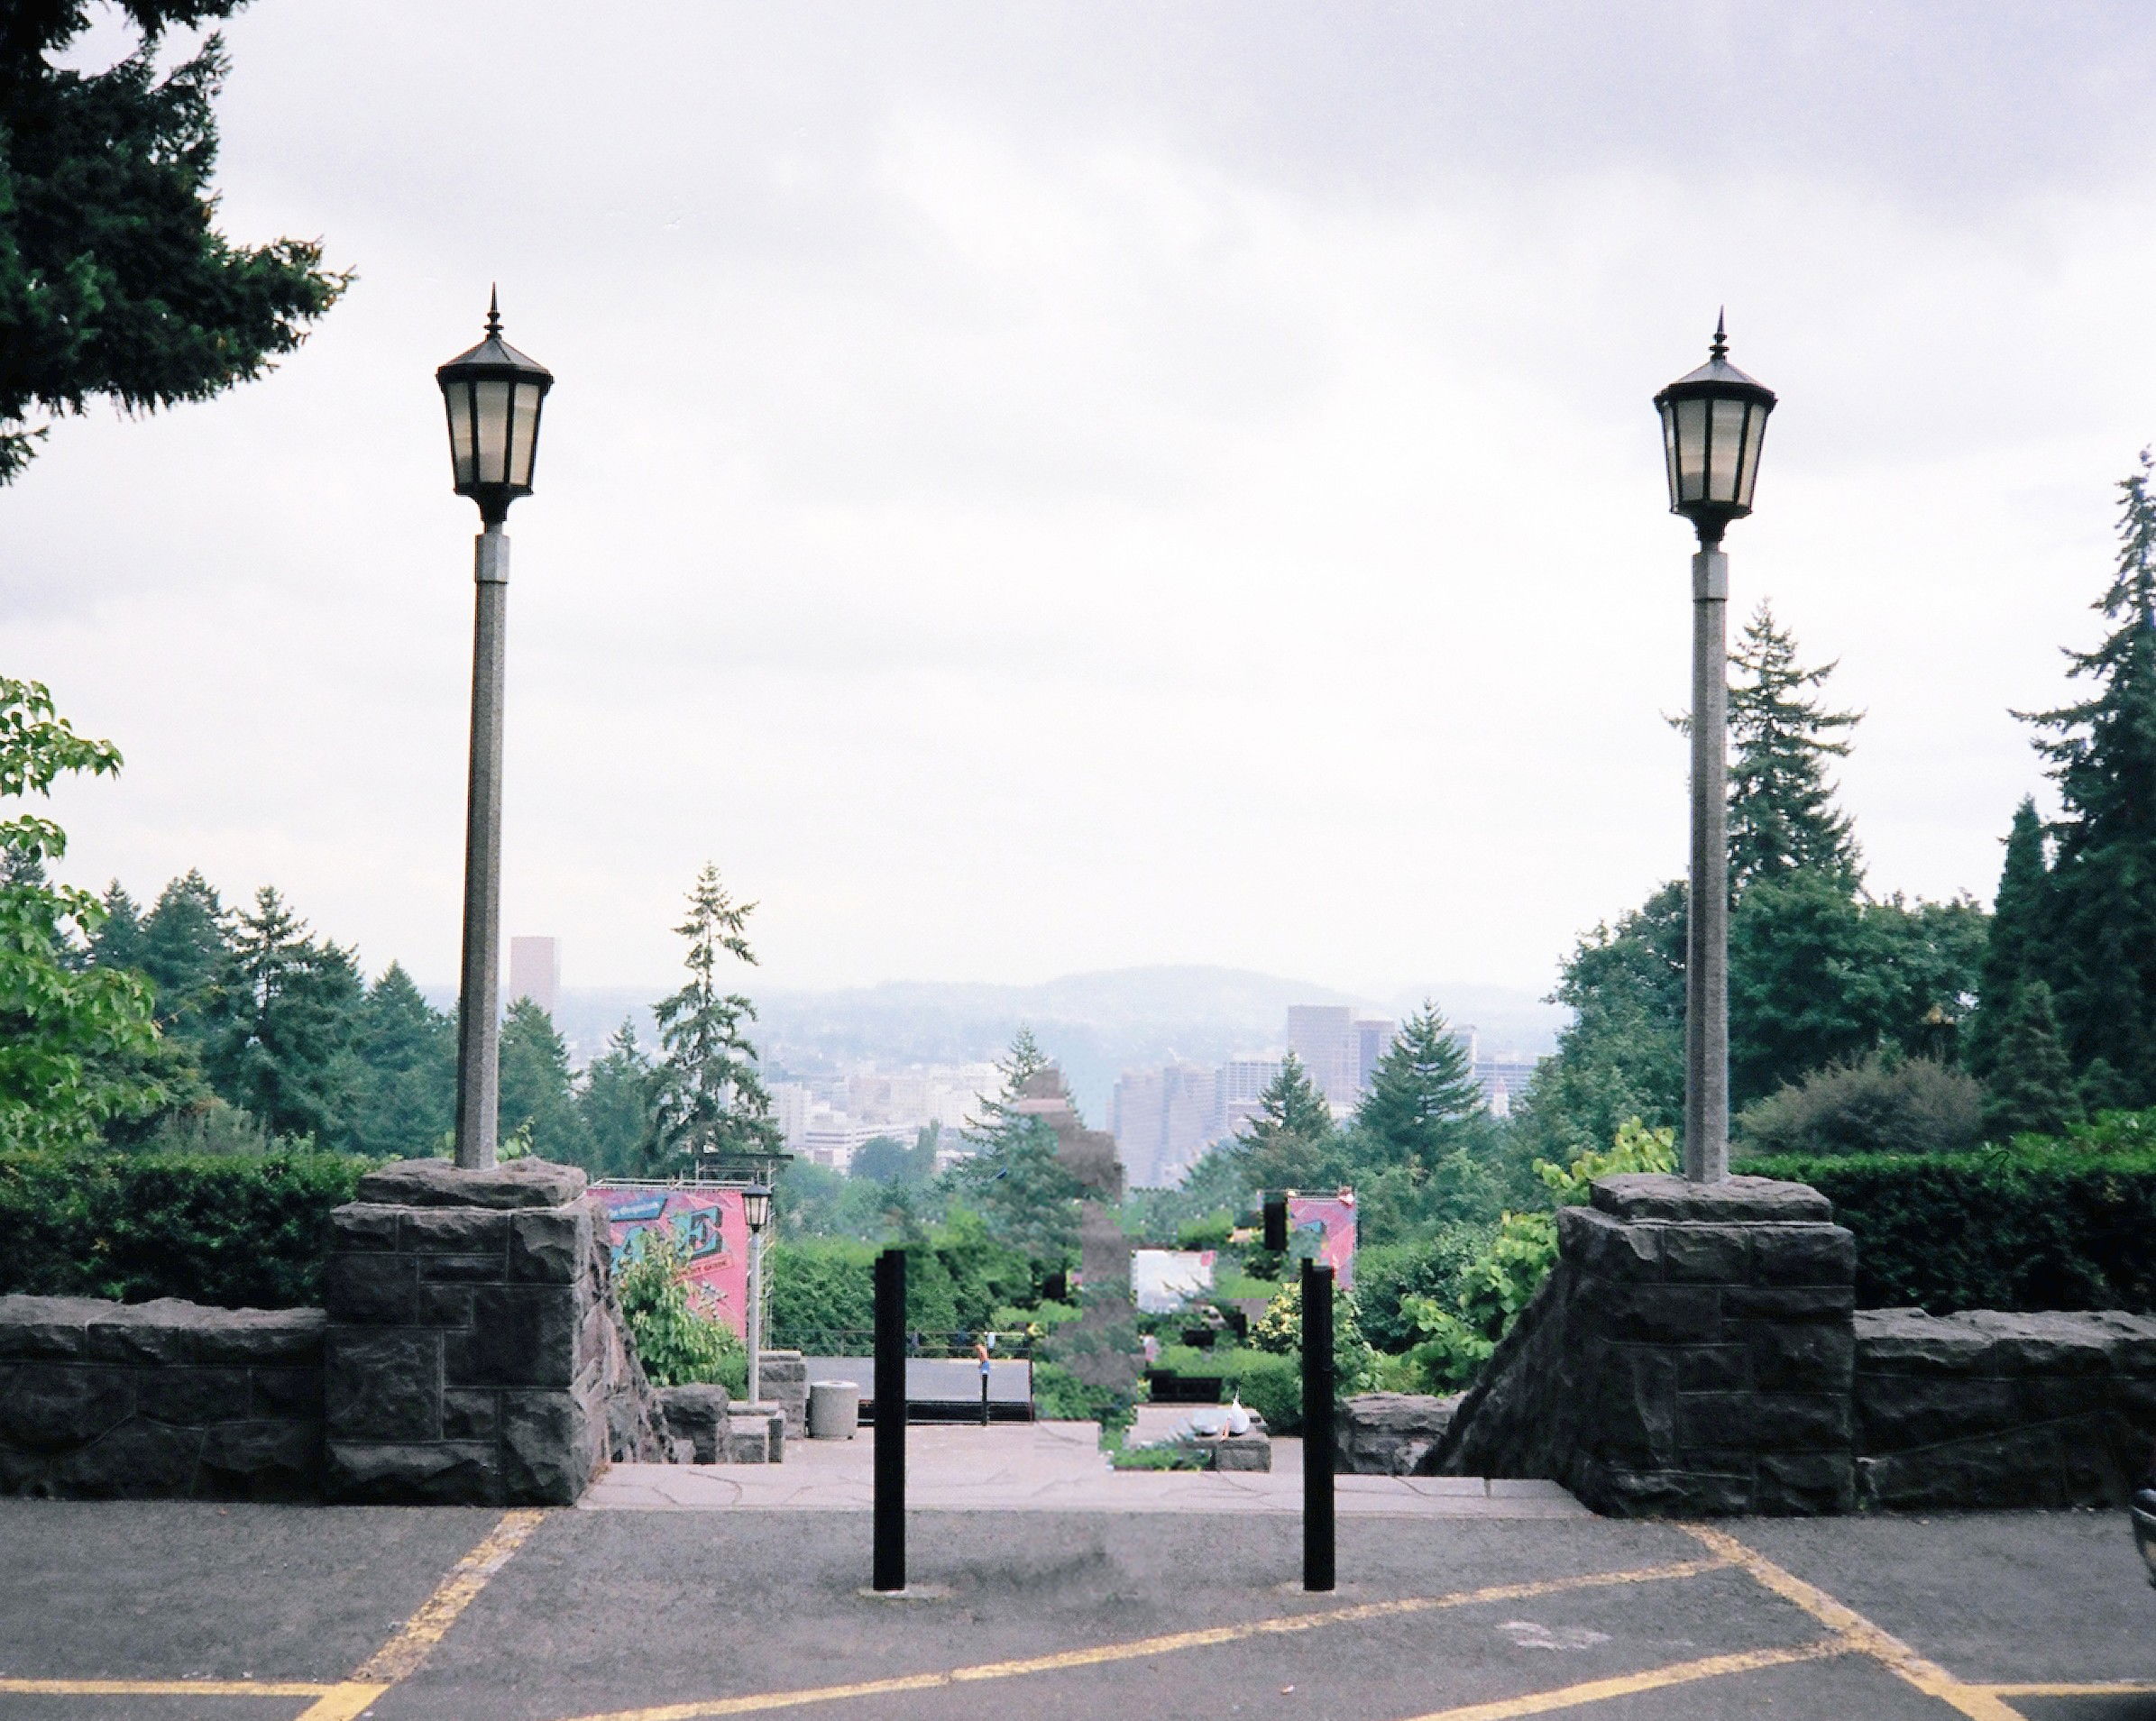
[0,1489,2149,1721]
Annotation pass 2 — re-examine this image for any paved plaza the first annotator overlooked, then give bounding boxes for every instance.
[583,1417,1588,1516]
[0,1429,2150,1721]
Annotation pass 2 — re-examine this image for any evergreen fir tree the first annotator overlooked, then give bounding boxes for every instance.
[958,1026,1082,1259]
[1725,600,1864,895]
[1354,1000,1483,1169]
[2020,451,2156,1100]
[1981,980,2082,1140]
[0,5,347,482]
[139,870,228,1041]
[1966,797,2049,1080]
[649,864,779,1171]
[88,883,145,972]
[349,963,454,1159]
[578,1019,655,1177]
[498,997,590,1166]
[1232,1051,1342,1193]
[203,886,362,1141]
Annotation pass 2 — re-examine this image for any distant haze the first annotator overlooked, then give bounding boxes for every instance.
[465,965,1565,1124]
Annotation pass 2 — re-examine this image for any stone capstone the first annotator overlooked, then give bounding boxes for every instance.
[355,1158,589,1211]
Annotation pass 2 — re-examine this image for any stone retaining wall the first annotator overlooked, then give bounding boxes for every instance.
[1855,1308,2156,1509]
[324,1158,658,1506]
[1428,1173,2156,1515]
[0,1295,324,1499]
[1435,1173,1858,1516]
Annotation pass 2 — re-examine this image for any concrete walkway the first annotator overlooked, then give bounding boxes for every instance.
[581,1416,1591,1515]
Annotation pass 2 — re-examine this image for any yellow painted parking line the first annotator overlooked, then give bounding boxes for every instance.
[1390,1638,1849,1721]
[1684,1525,2027,1721]
[282,1506,548,1721]
[549,1555,1735,1721]
[0,1677,338,1697]
[1981,1683,2156,1698]
[351,1507,547,1684]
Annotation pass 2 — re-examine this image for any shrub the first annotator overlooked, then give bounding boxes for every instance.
[1357,1227,1494,1351]
[1748,1141,2156,1313]
[0,1147,371,1308]
[1220,1349,1301,1433]
[617,1232,749,1394]
[1173,1213,1234,1250]
[1032,1358,1142,1438]
[1249,1276,1379,1393]
[1735,1054,1982,1158]
[766,1225,1046,1353]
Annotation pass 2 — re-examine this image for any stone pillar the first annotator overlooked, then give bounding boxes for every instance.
[323,1158,651,1505]
[1557,1173,1856,1515]
[758,1350,809,1442]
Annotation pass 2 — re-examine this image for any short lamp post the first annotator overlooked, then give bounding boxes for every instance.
[437,290,554,1171]
[743,1185,773,1407]
[1653,314,1775,1184]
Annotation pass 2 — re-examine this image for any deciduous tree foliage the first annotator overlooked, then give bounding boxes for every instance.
[0,677,162,1149]
[0,1,346,480]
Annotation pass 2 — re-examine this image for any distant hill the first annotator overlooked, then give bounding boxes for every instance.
[477,966,1565,1127]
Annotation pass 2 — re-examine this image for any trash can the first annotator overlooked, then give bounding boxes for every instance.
[808,1378,859,1441]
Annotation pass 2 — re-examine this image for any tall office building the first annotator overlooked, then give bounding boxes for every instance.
[1286,1005,1358,1104]
[1112,1061,1221,1188]
[1356,1017,1398,1088]
[508,937,559,1016]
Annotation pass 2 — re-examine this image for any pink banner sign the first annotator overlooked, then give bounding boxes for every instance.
[592,1185,750,1337]
[1287,1192,1358,1291]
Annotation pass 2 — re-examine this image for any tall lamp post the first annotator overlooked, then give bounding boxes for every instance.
[438,291,554,1170]
[742,1186,772,1407]
[1653,314,1775,1185]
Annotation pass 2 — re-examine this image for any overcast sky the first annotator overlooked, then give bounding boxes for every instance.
[14,2,2156,998]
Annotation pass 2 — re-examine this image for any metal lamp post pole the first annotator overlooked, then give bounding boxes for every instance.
[748,1221,765,1408]
[1684,534,1729,1184]
[454,520,509,1171]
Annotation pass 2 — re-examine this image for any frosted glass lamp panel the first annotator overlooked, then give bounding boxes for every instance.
[445,385,477,488]
[508,381,543,488]
[1735,403,1767,508]
[472,380,512,486]
[1674,398,1709,503]
[1708,398,1747,503]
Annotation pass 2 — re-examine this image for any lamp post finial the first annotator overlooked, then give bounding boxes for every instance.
[485,284,502,338]
[1711,307,1728,362]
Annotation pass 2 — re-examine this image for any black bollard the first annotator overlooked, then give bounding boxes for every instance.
[1262,1193,1288,1254]
[1301,1259,1335,1592]
[874,1247,906,1592]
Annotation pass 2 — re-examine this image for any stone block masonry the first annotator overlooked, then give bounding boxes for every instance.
[323,1158,657,1506]
[0,1295,324,1499]
[1854,1307,2156,1508]
[1436,1173,1859,1516]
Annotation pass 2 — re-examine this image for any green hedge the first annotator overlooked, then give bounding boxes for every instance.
[1746,1146,2156,1314]
[766,1231,1041,1350]
[0,1149,372,1309]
